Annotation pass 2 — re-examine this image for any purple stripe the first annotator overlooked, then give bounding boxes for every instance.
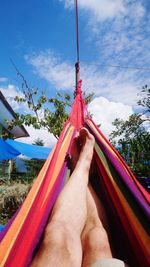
[95,136,150,218]
[86,120,150,218]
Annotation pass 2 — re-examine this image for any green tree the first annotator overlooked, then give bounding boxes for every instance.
[7,68,94,138]
[24,138,46,180]
[109,85,150,177]
[137,84,150,116]
[32,138,44,146]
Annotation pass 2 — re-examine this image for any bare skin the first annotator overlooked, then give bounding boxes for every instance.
[31,128,112,267]
[82,187,112,267]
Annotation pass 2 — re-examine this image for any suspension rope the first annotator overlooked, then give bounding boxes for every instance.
[75,0,80,63]
[74,0,81,94]
[86,63,150,71]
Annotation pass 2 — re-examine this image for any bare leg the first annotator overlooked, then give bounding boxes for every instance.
[88,184,109,233]
[82,187,112,267]
[31,128,95,267]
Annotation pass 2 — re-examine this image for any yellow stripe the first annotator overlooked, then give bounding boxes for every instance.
[42,125,74,204]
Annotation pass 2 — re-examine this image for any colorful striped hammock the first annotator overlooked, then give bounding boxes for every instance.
[0,82,149,267]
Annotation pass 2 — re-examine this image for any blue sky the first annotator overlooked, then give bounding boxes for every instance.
[0,0,150,145]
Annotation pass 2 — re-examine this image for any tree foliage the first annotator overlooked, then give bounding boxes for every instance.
[137,84,150,115]
[8,68,94,138]
[23,138,45,179]
[109,85,150,177]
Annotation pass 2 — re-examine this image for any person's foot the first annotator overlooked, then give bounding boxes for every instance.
[71,128,95,173]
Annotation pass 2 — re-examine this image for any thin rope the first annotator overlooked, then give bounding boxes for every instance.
[74,0,80,63]
[84,62,150,71]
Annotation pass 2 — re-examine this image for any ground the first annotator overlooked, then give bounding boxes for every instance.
[0,181,31,225]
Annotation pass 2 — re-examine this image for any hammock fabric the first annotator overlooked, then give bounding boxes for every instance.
[0,82,149,267]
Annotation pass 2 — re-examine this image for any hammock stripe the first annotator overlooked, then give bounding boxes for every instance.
[0,123,75,267]
[86,118,150,266]
[0,86,149,267]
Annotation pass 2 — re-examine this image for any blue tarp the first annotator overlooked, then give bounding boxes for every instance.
[0,139,20,160]
[0,225,5,232]
[0,138,51,160]
[6,139,51,159]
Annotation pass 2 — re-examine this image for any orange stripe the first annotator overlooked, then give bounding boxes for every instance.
[0,147,55,264]
[42,125,74,204]
[0,124,74,265]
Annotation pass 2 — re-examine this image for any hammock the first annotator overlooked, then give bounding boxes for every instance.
[0,82,149,267]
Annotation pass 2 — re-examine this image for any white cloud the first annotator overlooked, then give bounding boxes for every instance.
[81,65,144,106]
[0,85,57,147]
[88,96,133,137]
[0,84,23,98]
[59,0,149,72]
[0,84,25,110]
[17,126,57,147]
[131,1,145,21]
[59,0,126,21]
[59,0,146,25]
[27,0,149,108]
[0,77,8,83]
[25,52,74,90]
[140,114,150,133]
[16,97,133,144]
[83,1,148,68]
[26,51,146,106]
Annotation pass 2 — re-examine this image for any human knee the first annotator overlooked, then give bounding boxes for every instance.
[43,220,81,266]
[84,226,111,253]
[44,219,79,251]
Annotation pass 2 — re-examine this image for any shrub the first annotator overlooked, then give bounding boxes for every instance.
[0,183,31,224]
